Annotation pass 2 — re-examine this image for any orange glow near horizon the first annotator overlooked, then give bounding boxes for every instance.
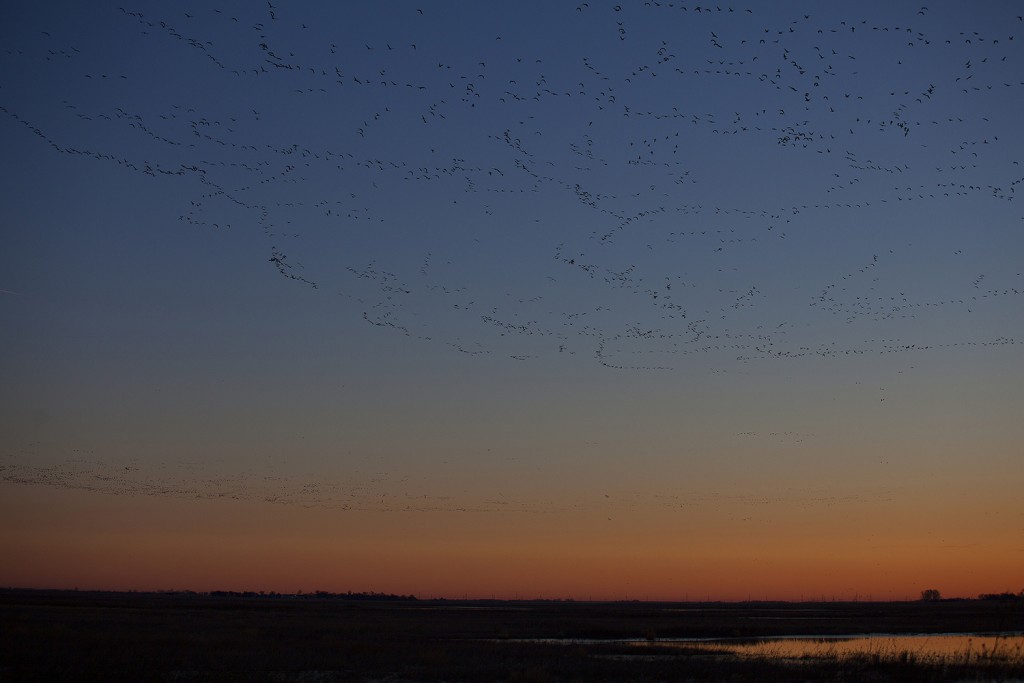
[3,485,1020,601]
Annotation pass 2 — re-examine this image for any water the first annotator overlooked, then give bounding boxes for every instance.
[636,633,1024,663]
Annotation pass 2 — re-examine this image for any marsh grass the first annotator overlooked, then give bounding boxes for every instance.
[639,633,1024,666]
[619,632,1024,682]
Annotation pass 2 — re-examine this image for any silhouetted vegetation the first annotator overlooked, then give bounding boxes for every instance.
[978,590,1024,602]
[204,589,416,601]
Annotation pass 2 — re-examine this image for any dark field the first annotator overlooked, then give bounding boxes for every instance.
[1,590,1022,682]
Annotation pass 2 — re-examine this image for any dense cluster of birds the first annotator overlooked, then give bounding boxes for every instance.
[3,2,1021,374]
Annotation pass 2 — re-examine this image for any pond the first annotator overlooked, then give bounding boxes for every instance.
[633,632,1024,664]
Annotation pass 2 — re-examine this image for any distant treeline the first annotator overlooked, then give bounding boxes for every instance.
[203,590,416,601]
[977,591,1024,602]
[24,588,419,601]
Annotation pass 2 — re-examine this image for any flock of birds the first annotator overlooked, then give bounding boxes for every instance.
[2,2,1020,371]
[1,3,1022,508]
[0,451,892,517]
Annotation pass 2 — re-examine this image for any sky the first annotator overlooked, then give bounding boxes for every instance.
[1,1,1022,601]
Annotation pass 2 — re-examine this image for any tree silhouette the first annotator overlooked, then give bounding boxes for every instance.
[920,589,942,601]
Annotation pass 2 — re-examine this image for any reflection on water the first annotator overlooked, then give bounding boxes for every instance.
[639,633,1024,663]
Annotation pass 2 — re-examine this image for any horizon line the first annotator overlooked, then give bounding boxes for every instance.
[4,586,1020,604]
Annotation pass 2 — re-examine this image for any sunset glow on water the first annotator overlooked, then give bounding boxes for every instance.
[638,633,1024,663]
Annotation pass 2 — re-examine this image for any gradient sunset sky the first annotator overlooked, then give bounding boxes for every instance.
[1,1,1022,601]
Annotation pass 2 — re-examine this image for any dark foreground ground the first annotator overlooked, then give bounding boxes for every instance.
[1,589,1022,682]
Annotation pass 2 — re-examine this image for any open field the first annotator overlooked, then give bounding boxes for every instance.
[1,590,1022,682]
